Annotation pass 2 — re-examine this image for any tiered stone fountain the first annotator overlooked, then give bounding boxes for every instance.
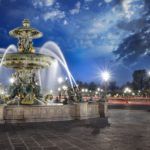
[0,20,106,123]
[0,19,54,105]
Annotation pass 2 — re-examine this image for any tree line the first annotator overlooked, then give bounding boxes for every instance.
[77,69,150,96]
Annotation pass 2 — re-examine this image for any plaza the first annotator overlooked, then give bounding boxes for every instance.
[0,108,149,150]
[0,1,150,150]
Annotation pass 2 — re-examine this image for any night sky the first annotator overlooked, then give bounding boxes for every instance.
[0,0,150,85]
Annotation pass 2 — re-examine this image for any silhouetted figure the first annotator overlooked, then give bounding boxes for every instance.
[63,97,68,105]
[55,97,60,103]
[88,97,93,103]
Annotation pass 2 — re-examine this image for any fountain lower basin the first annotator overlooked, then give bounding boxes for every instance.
[0,102,107,123]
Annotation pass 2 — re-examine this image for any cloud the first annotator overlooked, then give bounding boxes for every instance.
[63,20,68,25]
[70,1,81,15]
[32,0,55,8]
[84,0,92,1]
[43,10,65,21]
[74,6,126,57]
[122,0,144,20]
[104,0,112,3]
[114,25,150,65]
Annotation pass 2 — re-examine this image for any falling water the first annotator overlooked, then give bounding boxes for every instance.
[0,45,17,84]
[0,42,76,95]
[43,42,77,86]
[40,41,77,90]
[0,45,17,67]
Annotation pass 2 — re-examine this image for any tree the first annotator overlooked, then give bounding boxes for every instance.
[88,82,97,91]
[132,70,147,91]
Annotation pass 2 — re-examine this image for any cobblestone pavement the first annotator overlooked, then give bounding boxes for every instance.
[0,109,150,150]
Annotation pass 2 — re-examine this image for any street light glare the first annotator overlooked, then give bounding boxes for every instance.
[58,88,61,91]
[148,71,150,76]
[62,85,68,90]
[97,88,100,91]
[81,89,85,92]
[101,71,110,82]
[124,87,132,93]
[57,77,64,84]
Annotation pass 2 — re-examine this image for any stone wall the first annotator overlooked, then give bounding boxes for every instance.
[0,102,107,123]
[0,105,4,123]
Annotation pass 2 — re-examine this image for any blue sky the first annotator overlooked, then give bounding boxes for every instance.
[0,0,150,85]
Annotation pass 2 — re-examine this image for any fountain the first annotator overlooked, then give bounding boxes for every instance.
[0,19,106,123]
[0,19,55,105]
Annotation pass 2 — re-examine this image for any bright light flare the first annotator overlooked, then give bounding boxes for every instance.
[97,88,100,91]
[58,88,61,91]
[81,89,85,92]
[101,71,111,82]
[147,71,150,76]
[85,89,88,93]
[124,87,132,93]
[62,85,68,90]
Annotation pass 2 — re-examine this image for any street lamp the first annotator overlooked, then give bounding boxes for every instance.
[100,70,111,101]
[97,88,100,92]
[62,85,68,90]
[101,71,110,82]
[123,87,132,100]
[58,87,61,91]
[85,89,88,93]
[147,71,150,77]
[124,87,132,94]
[81,89,85,92]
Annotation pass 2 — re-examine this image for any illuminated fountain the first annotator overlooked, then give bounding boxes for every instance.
[0,19,55,104]
[0,20,106,123]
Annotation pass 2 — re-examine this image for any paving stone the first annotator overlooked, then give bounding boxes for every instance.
[0,109,149,150]
[14,147,27,150]
[43,146,61,150]
[29,147,42,150]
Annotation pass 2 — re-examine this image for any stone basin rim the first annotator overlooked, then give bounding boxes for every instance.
[0,53,55,69]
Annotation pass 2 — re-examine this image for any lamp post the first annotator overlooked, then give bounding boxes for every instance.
[99,71,110,118]
[123,87,132,100]
[101,71,110,101]
[57,77,64,100]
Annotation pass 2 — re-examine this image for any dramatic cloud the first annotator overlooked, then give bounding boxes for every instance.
[114,0,150,64]
[122,0,144,20]
[104,0,112,3]
[114,20,150,64]
[0,0,149,84]
[43,10,65,21]
[70,1,81,15]
[32,0,55,8]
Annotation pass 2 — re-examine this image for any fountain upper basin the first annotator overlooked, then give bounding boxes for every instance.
[0,53,54,69]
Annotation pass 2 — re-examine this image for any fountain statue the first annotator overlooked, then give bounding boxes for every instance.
[0,19,54,104]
